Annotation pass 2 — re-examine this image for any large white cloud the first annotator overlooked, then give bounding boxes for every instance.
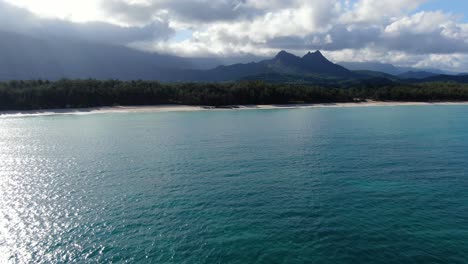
[340,0,428,24]
[122,0,468,71]
[381,12,468,54]
[0,0,174,45]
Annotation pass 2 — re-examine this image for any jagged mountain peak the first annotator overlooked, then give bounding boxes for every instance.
[275,50,299,60]
[275,50,326,61]
[272,50,302,70]
[303,50,327,61]
[303,50,323,55]
[265,50,353,77]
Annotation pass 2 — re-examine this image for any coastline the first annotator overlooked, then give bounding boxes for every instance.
[2,101,468,117]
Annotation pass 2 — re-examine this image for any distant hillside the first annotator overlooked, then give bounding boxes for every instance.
[0,30,193,80]
[340,61,449,76]
[2,32,465,85]
[182,50,357,82]
[398,71,439,79]
[269,50,354,77]
[0,33,360,82]
[340,62,403,75]
[416,75,468,83]
[352,70,399,80]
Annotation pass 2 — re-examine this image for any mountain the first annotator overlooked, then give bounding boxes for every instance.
[340,62,403,75]
[398,71,439,79]
[268,50,354,77]
[0,32,356,82]
[0,30,194,80]
[416,74,468,83]
[187,55,267,70]
[339,61,450,76]
[184,50,356,82]
[5,32,462,84]
[352,70,400,81]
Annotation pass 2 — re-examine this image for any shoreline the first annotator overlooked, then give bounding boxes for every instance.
[2,101,468,117]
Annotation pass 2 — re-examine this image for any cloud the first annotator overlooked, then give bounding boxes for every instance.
[2,0,468,71]
[124,0,468,71]
[414,53,468,71]
[381,12,468,54]
[45,21,174,45]
[340,0,428,24]
[100,0,264,25]
[0,0,174,45]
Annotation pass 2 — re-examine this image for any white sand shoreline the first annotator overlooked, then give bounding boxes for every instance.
[2,101,468,117]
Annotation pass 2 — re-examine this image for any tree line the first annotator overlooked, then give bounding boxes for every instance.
[1,79,468,111]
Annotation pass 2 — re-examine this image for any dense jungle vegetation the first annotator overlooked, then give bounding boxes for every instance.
[1,79,468,111]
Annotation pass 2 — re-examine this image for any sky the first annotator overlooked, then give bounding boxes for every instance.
[1,0,468,71]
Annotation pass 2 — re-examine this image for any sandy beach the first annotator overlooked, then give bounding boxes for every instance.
[2,101,468,117]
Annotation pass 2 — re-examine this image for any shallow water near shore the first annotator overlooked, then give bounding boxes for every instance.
[1,105,468,263]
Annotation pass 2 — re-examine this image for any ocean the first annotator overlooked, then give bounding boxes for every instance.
[1,105,468,263]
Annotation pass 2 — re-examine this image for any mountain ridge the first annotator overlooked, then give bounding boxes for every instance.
[398,71,440,79]
[339,61,454,76]
[0,30,194,80]
[191,50,356,82]
[0,30,465,84]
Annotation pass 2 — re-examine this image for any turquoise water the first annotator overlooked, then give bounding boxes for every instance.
[1,106,468,263]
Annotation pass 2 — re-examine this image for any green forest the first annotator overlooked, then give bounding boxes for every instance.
[1,79,468,111]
